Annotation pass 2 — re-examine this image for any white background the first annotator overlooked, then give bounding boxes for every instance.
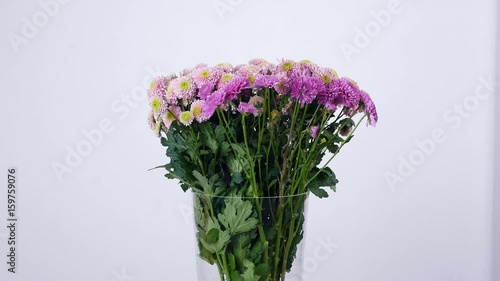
[0,0,497,280]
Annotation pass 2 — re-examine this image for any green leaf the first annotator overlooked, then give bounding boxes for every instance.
[160,137,168,147]
[249,240,264,262]
[207,228,219,244]
[215,125,226,143]
[199,123,218,153]
[198,229,230,253]
[192,171,220,194]
[230,173,244,187]
[308,167,339,196]
[192,170,211,193]
[194,196,205,229]
[232,231,256,269]
[240,260,259,281]
[309,186,329,198]
[218,197,258,235]
[220,142,231,156]
[198,240,215,265]
[254,263,270,276]
[230,271,239,281]
[230,143,247,157]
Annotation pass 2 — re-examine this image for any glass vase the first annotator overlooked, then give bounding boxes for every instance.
[192,192,309,281]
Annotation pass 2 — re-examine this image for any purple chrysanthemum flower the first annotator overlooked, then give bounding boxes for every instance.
[203,89,226,118]
[328,78,361,109]
[359,90,378,126]
[222,75,249,102]
[253,75,279,88]
[311,126,320,139]
[237,102,258,116]
[198,82,215,100]
[289,70,325,105]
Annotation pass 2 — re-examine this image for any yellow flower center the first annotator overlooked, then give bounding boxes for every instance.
[248,74,255,84]
[179,80,190,91]
[200,70,210,79]
[150,80,157,90]
[221,74,233,83]
[151,98,162,111]
[192,106,202,117]
[180,111,193,123]
[166,111,176,121]
[281,62,293,71]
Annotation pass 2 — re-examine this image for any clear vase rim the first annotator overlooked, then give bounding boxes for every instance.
[191,191,309,199]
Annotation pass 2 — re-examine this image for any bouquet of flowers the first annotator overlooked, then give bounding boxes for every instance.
[148,59,377,280]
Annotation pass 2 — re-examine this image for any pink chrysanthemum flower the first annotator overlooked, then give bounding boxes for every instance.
[192,67,212,86]
[163,106,181,129]
[150,95,165,115]
[317,67,338,85]
[164,85,177,104]
[192,67,221,88]
[277,59,297,73]
[179,111,195,126]
[217,73,234,88]
[298,60,321,75]
[171,76,196,100]
[149,75,176,103]
[258,62,277,75]
[215,63,234,72]
[190,100,208,122]
[248,58,269,65]
[274,73,291,95]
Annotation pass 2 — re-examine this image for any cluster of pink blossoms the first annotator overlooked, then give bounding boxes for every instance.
[148,59,378,134]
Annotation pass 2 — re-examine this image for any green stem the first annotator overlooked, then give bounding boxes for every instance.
[241,115,269,265]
